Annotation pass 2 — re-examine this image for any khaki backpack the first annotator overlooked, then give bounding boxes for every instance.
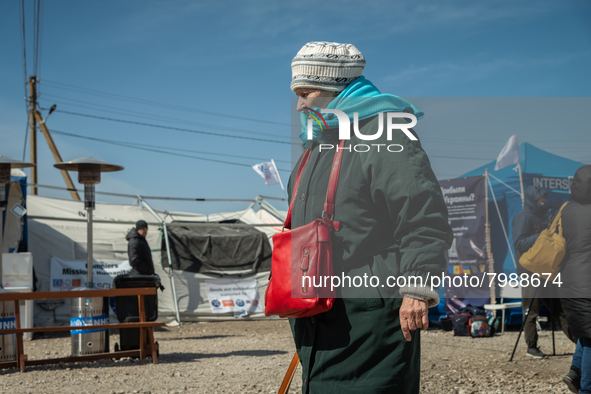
[519,202,569,279]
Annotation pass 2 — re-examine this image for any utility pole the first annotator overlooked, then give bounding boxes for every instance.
[29,76,38,195]
[26,76,80,201]
[34,110,81,201]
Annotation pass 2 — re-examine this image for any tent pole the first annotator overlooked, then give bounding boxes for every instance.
[257,197,287,222]
[485,169,496,305]
[271,159,288,202]
[246,200,257,211]
[137,196,181,325]
[161,222,181,324]
[487,177,517,267]
[517,161,525,207]
[517,159,525,207]
[488,173,522,197]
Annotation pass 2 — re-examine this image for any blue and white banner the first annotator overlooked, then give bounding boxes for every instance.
[70,315,109,335]
[252,161,281,186]
[206,278,263,314]
[0,317,15,335]
[50,257,132,291]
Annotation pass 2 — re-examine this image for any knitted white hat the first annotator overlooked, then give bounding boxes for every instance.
[290,41,366,93]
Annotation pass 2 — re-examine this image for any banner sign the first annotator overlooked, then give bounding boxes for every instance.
[440,176,489,300]
[70,315,109,335]
[0,317,15,335]
[206,278,263,315]
[50,257,132,291]
[529,175,574,192]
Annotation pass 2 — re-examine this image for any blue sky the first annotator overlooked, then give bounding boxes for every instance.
[1,0,590,214]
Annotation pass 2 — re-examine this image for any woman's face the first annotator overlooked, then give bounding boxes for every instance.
[294,88,337,113]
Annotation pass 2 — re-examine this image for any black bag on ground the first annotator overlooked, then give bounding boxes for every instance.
[114,274,161,352]
[458,304,486,317]
[452,313,472,336]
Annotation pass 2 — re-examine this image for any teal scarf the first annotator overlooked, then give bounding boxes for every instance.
[299,76,424,145]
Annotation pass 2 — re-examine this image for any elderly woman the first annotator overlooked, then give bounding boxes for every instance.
[286,41,452,393]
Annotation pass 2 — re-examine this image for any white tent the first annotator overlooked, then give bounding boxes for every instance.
[27,195,283,325]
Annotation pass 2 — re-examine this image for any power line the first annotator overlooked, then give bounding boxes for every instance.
[41,93,294,140]
[28,183,287,202]
[19,0,28,83]
[428,154,491,161]
[33,0,38,75]
[19,0,29,160]
[51,110,495,162]
[49,128,292,172]
[42,79,291,127]
[33,0,44,77]
[49,129,291,164]
[22,118,30,161]
[54,109,292,145]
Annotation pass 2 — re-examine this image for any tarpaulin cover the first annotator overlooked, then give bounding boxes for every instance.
[163,224,272,275]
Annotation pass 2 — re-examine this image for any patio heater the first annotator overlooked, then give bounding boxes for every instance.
[54,158,123,356]
[0,156,34,362]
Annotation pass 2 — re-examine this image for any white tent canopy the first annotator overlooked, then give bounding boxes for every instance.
[27,195,283,325]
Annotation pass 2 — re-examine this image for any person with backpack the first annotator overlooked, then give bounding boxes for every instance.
[559,165,591,393]
[512,185,574,358]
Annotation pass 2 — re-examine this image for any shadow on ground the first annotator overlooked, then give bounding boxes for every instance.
[159,349,288,363]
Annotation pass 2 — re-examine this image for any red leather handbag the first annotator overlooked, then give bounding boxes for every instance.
[264,141,344,318]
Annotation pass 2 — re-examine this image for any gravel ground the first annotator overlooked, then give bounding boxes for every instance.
[0,319,578,394]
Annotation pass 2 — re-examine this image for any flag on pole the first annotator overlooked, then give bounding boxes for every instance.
[494,134,520,171]
[252,162,281,186]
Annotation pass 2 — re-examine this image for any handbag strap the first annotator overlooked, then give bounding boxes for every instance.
[278,352,300,394]
[323,140,345,218]
[552,201,569,236]
[284,149,312,229]
[284,140,346,229]
[552,201,569,237]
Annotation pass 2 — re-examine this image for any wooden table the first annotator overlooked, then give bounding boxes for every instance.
[0,288,165,372]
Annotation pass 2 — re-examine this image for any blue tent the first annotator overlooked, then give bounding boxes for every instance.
[461,142,584,278]
[430,143,584,323]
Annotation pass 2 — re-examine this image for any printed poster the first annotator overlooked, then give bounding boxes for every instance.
[50,257,132,290]
[206,278,263,314]
[439,175,489,300]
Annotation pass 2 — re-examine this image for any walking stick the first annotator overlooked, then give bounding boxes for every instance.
[278,352,299,394]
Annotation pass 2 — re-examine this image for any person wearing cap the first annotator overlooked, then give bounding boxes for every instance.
[287,41,452,393]
[126,220,155,276]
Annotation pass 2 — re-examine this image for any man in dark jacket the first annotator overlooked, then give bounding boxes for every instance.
[126,220,155,276]
[559,165,591,393]
[513,186,573,358]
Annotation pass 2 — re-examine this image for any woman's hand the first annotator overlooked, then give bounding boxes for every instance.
[400,297,429,342]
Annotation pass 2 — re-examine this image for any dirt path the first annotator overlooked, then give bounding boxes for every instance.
[0,320,577,393]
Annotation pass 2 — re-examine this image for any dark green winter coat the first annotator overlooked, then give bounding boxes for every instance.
[287,115,453,393]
